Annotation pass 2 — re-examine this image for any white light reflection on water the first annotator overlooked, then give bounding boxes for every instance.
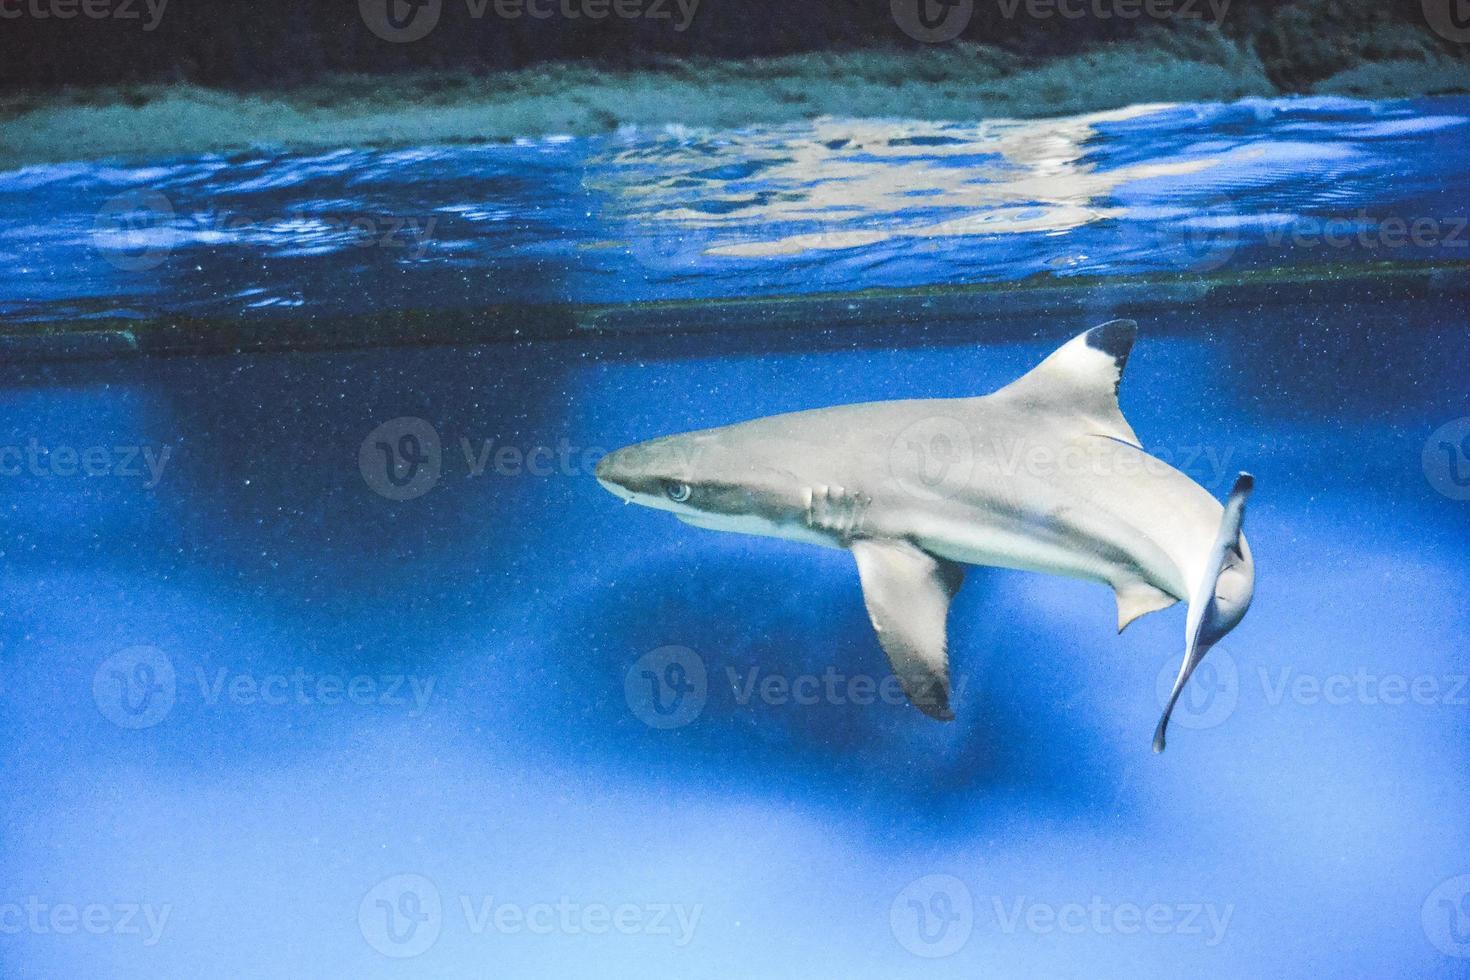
[591,105,1246,257]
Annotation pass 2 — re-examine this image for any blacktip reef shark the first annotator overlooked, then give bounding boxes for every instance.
[595,321,1254,752]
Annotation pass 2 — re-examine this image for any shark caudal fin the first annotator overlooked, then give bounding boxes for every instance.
[994,320,1141,447]
[1153,473,1256,753]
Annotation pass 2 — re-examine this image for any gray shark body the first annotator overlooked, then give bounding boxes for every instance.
[596,321,1254,751]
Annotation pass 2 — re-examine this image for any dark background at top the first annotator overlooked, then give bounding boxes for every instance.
[0,0,1457,91]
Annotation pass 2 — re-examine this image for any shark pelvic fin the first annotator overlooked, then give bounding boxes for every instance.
[1154,472,1255,753]
[997,320,1141,447]
[1115,580,1178,633]
[850,538,965,721]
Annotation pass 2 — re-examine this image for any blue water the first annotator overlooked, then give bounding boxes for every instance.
[2,97,1470,978]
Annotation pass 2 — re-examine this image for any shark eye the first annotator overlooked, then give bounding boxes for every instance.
[665,482,692,503]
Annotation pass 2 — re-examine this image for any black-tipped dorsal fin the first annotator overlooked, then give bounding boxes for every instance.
[994,320,1140,446]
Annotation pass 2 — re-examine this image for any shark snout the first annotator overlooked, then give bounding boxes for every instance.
[595,434,705,503]
[594,448,632,498]
[595,443,664,501]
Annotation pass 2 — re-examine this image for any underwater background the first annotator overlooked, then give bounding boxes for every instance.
[2,95,1470,977]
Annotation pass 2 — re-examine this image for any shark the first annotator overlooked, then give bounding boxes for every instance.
[594,321,1254,752]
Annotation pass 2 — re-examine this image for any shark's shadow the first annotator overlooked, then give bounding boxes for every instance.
[502,533,1133,838]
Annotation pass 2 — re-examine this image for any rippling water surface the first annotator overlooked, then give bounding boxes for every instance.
[2,96,1468,323]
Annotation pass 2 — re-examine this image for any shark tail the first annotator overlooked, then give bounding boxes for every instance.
[1153,472,1255,753]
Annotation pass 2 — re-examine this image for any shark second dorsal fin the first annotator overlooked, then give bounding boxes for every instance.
[995,320,1141,447]
[1115,579,1179,633]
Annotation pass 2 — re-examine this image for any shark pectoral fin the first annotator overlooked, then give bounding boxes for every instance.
[1154,473,1256,753]
[850,538,965,721]
[1115,580,1178,633]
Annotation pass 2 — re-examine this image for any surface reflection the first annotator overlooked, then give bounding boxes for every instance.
[593,106,1232,256]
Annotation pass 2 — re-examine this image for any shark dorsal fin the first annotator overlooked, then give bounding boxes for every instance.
[995,320,1140,446]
